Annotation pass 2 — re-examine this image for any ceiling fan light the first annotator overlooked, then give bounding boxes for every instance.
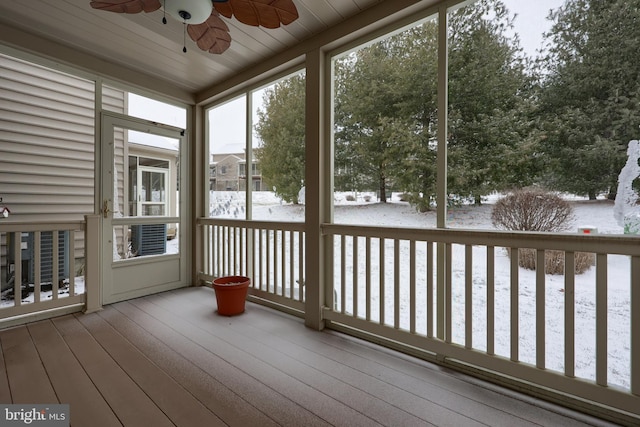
[164,0,212,25]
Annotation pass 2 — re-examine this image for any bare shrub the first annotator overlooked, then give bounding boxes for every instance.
[491,188,575,232]
[517,249,595,274]
[493,189,593,274]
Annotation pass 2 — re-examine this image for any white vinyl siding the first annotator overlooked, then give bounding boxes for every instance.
[0,53,99,282]
[0,53,96,220]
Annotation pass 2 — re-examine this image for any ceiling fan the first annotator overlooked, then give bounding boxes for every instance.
[89,0,299,54]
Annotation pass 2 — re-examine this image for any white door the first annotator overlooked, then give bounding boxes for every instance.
[100,113,186,304]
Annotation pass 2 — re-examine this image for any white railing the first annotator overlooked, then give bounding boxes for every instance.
[198,217,640,422]
[200,218,305,314]
[0,216,100,327]
[322,224,640,422]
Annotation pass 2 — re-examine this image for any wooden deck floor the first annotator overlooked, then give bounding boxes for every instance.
[0,286,618,427]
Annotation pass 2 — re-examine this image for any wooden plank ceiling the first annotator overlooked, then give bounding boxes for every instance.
[0,0,386,94]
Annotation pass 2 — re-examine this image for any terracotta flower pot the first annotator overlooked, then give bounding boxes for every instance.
[211,275,250,316]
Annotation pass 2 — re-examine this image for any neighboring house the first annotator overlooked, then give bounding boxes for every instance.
[128,138,179,240]
[209,145,266,191]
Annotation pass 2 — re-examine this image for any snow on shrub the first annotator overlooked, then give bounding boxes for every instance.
[491,189,594,274]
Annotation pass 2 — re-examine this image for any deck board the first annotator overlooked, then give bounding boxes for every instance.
[0,286,618,427]
[97,303,282,427]
[149,293,435,427]
[0,325,57,404]
[27,320,121,427]
[0,336,11,403]
[51,314,174,427]
[128,294,360,426]
[75,312,226,427]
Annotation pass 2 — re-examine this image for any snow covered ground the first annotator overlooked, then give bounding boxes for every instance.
[2,192,631,391]
[214,191,632,390]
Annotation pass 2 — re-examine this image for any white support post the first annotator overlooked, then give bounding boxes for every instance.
[304,48,328,330]
[436,5,449,340]
[84,214,102,314]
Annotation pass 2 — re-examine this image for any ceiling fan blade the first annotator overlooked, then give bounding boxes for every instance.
[214,0,299,29]
[89,0,161,14]
[187,12,232,54]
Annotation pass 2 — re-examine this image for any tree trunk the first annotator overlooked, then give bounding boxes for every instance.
[588,190,597,200]
[379,175,387,203]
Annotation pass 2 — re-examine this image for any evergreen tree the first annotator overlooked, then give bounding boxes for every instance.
[538,0,640,199]
[447,0,534,205]
[334,41,411,202]
[254,73,306,204]
[389,23,439,211]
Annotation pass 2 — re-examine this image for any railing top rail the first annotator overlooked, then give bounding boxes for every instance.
[0,220,85,233]
[198,217,305,232]
[322,223,640,256]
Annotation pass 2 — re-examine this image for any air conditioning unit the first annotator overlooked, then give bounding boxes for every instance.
[6,231,69,286]
[131,224,167,256]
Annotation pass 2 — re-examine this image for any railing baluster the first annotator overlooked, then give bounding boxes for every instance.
[213,225,217,276]
[204,224,210,277]
[240,227,246,276]
[298,231,304,302]
[258,229,264,290]
[12,232,21,307]
[229,226,233,275]
[281,229,285,296]
[410,240,416,334]
[34,231,42,303]
[366,236,371,321]
[224,226,229,276]
[215,225,219,276]
[69,230,76,297]
[445,243,452,343]
[218,225,223,276]
[353,235,358,317]
[52,231,59,301]
[536,249,546,369]
[427,241,433,338]
[465,244,472,349]
[233,226,237,274]
[511,247,519,362]
[596,253,608,387]
[394,239,400,329]
[289,230,294,298]
[267,230,272,293]
[487,246,495,355]
[341,234,346,313]
[273,229,279,295]
[379,237,385,325]
[234,227,239,274]
[565,250,575,378]
[250,228,256,288]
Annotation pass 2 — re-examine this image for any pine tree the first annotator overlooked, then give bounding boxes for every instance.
[254,73,306,203]
[538,0,640,199]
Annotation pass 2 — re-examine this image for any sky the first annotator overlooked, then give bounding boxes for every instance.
[507,0,561,55]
